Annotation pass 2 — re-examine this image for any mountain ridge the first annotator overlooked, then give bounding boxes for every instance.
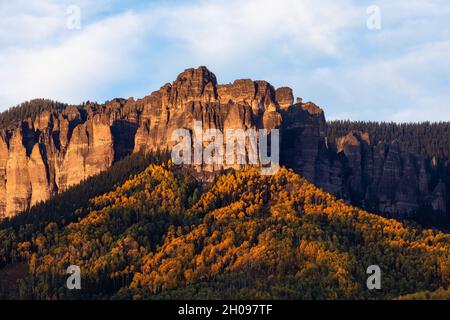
[1,163,448,299]
[0,67,447,228]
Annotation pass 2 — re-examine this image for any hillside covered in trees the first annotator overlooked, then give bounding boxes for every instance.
[0,99,69,129]
[0,74,448,230]
[0,161,448,300]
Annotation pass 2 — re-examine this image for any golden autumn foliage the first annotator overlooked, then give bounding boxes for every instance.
[1,164,449,300]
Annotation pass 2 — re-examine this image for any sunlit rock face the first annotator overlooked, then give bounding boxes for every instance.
[0,67,287,217]
[0,110,115,218]
[0,66,446,219]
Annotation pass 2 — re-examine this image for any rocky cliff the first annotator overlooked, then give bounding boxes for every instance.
[330,131,447,217]
[0,109,115,217]
[0,67,447,220]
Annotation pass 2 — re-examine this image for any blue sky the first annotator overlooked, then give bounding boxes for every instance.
[0,0,449,122]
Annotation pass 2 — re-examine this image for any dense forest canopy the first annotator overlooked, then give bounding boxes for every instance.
[0,102,448,300]
[0,99,70,129]
[327,120,450,161]
[0,162,448,300]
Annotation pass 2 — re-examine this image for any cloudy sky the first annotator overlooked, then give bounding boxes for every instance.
[0,0,449,121]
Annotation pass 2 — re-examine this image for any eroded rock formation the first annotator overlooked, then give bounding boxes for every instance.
[0,66,447,220]
[331,131,447,216]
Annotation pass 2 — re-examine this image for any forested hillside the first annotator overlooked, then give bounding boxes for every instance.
[0,163,448,300]
[0,151,170,269]
[0,99,69,129]
[396,287,450,300]
[0,69,448,229]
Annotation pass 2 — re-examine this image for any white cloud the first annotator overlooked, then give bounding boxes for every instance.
[155,0,361,61]
[0,4,144,107]
[0,0,449,123]
[310,39,450,122]
[0,0,363,109]
[0,1,64,47]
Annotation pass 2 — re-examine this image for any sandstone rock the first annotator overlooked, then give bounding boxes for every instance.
[0,66,447,221]
[59,114,114,189]
[218,79,255,105]
[0,105,115,217]
[329,130,444,217]
[0,133,8,218]
[28,143,53,207]
[394,156,420,213]
[336,131,370,203]
[275,87,294,109]
[280,102,326,183]
[169,67,218,108]
[5,129,32,217]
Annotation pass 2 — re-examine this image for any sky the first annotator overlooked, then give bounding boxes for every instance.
[0,0,449,122]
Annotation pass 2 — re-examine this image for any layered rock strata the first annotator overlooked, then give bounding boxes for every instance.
[0,67,446,219]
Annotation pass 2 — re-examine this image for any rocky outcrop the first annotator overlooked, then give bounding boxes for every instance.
[0,67,287,218]
[280,101,326,183]
[275,87,294,110]
[0,108,114,218]
[0,66,447,221]
[330,131,447,217]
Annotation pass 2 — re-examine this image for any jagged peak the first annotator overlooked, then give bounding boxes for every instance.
[300,102,324,116]
[340,130,371,146]
[174,66,218,86]
[275,87,294,109]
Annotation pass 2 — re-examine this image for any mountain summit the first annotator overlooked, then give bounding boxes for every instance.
[0,67,446,221]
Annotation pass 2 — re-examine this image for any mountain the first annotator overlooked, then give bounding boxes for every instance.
[1,164,448,299]
[327,121,450,228]
[0,67,448,228]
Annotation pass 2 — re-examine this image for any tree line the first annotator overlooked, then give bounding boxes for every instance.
[327,120,450,161]
[1,164,448,300]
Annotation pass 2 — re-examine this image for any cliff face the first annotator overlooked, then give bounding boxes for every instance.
[0,67,447,219]
[331,131,447,216]
[0,67,286,218]
[0,110,115,218]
